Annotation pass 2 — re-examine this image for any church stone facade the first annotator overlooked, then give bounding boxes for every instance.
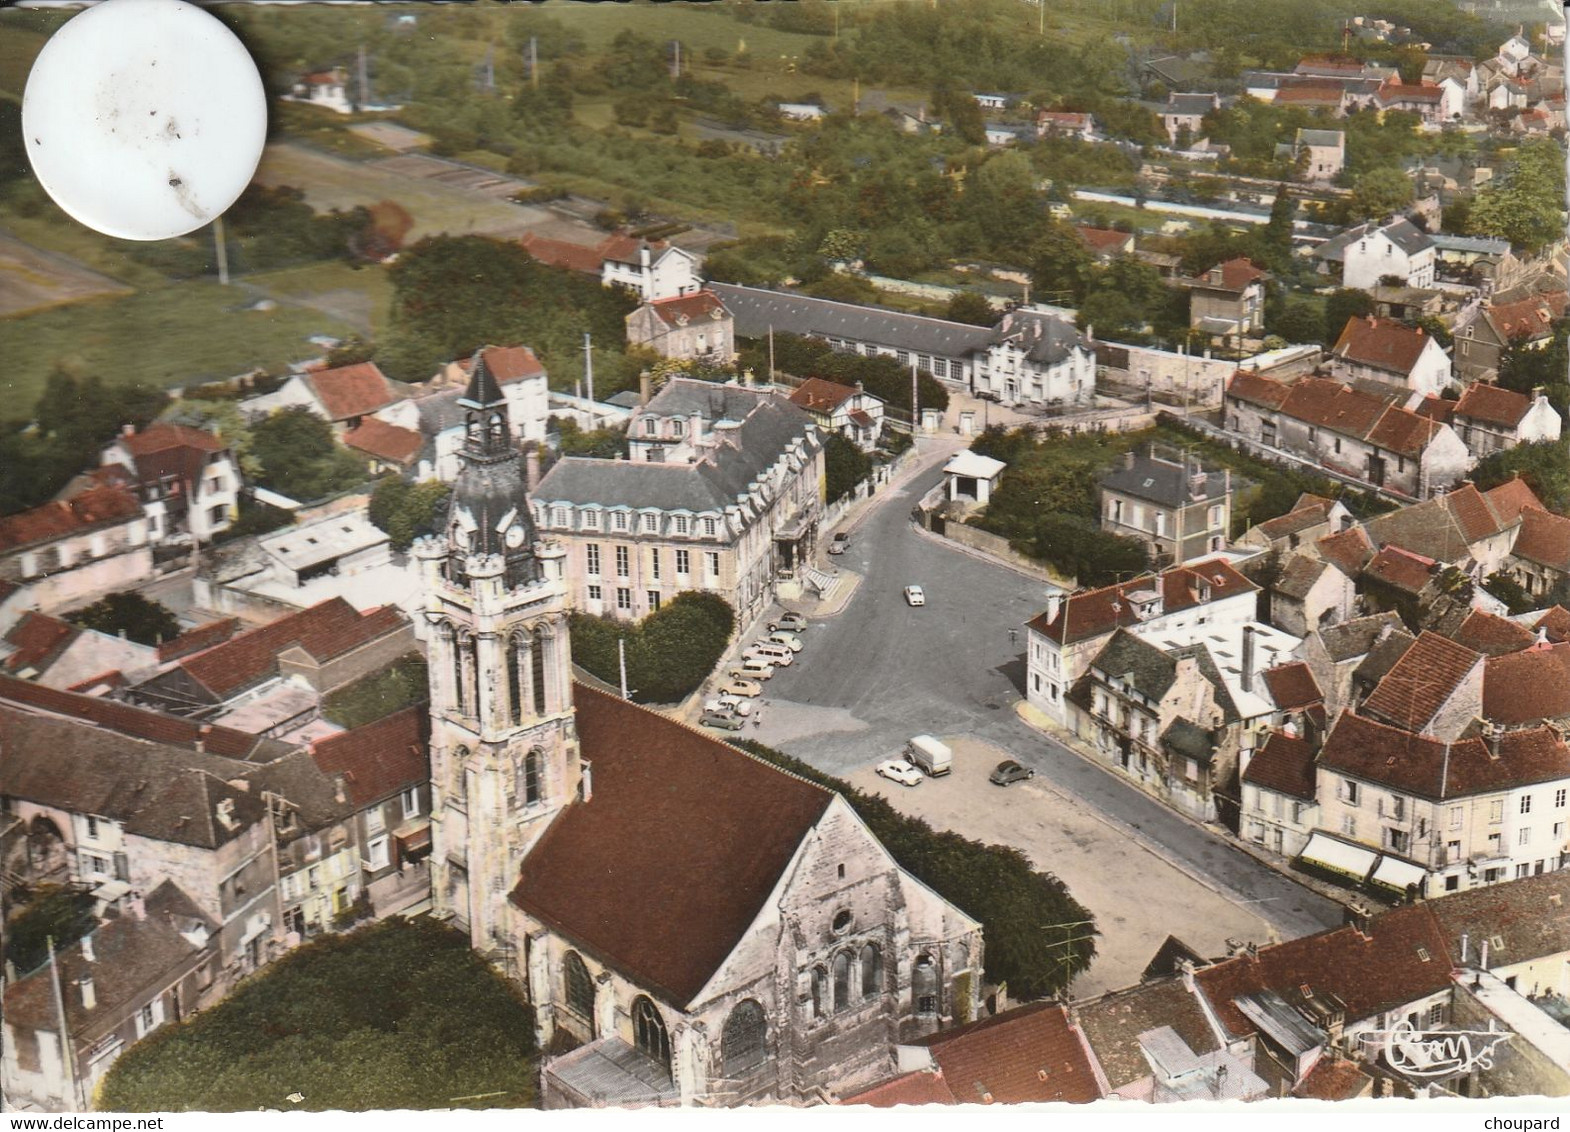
[415,354,984,1107]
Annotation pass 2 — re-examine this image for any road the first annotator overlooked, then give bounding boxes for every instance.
[754,441,1345,977]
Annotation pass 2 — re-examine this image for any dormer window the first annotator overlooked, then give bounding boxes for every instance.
[671,420,684,437]
[643,419,657,436]
[583,511,600,530]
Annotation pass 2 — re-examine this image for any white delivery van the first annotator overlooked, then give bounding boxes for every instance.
[906,734,952,777]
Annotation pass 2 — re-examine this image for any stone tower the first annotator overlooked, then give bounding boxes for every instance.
[414,349,579,958]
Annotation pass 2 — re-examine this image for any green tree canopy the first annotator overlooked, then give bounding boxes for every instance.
[1471,441,1570,515]
[1324,288,1375,345]
[367,478,454,552]
[944,291,998,327]
[1469,139,1567,254]
[251,407,368,502]
[66,592,181,647]
[570,592,735,704]
[823,431,873,503]
[1347,166,1416,222]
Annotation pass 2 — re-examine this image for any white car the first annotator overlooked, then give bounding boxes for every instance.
[875,759,923,787]
[720,678,763,698]
[747,645,793,666]
[705,697,753,718]
[904,585,926,607]
[765,632,803,653]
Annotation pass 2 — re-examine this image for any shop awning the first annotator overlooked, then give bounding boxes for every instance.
[395,822,432,858]
[1298,833,1377,880]
[1371,855,1427,892]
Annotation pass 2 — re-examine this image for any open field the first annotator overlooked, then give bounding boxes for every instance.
[0,230,133,317]
[248,259,395,339]
[0,207,175,291]
[0,279,356,406]
[252,143,551,242]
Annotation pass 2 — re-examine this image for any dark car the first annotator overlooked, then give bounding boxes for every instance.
[989,760,1034,786]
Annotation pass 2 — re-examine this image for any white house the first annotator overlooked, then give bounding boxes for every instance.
[788,378,886,452]
[286,67,353,114]
[599,237,704,302]
[99,423,239,545]
[1327,316,1452,401]
[971,308,1096,408]
[1317,217,1436,291]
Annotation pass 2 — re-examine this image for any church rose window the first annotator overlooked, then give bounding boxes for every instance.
[722,1000,767,1076]
[564,951,594,1023]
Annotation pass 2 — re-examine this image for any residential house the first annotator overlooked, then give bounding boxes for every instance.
[286,67,352,113]
[415,407,985,1107]
[532,378,824,625]
[599,236,703,302]
[788,378,886,452]
[1035,110,1096,141]
[1098,449,1232,566]
[1238,493,1352,554]
[968,308,1096,409]
[428,345,551,447]
[1277,128,1345,182]
[1270,552,1359,636]
[1295,55,1397,81]
[1446,384,1563,460]
[1183,258,1268,339]
[343,416,423,476]
[1453,292,1567,382]
[778,100,829,120]
[1224,373,1472,499]
[0,483,151,615]
[1162,93,1220,144]
[838,1001,1105,1105]
[1024,559,1259,727]
[1274,79,1355,114]
[1505,508,1570,602]
[1315,218,1436,291]
[128,597,414,730]
[1483,642,1570,731]
[98,423,239,545]
[1,612,158,690]
[1294,611,1407,719]
[1241,726,1320,858]
[1423,56,1479,104]
[625,290,736,365]
[1075,226,1135,261]
[1374,77,1465,126]
[1327,316,1452,401]
[1,882,219,1110]
[242,360,410,434]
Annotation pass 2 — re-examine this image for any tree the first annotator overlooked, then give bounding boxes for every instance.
[1324,288,1375,345]
[1270,297,1324,345]
[737,740,1096,998]
[1471,441,1570,514]
[964,151,1043,255]
[3,887,99,975]
[1029,221,1094,305]
[66,592,181,647]
[944,291,997,327]
[1483,571,1535,616]
[1468,138,1567,254]
[1497,318,1570,417]
[823,432,872,503]
[1347,167,1414,222]
[569,592,735,704]
[250,408,368,502]
[553,416,629,460]
[367,477,453,552]
[1263,184,1296,265]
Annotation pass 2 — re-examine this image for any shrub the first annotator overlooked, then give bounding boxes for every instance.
[66,592,181,647]
[570,591,734,704]
[321,654,430,729]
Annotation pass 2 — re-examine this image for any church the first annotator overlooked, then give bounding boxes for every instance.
[410,355,985,1107]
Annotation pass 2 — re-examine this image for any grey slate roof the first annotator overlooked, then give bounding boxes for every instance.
[1100,453,1227,508]
[992,308,1091,366]
[1315,217,1433,263]
[1162,718,1215,763]
[1166,93,1219,115]
[1317,611,1406,662]
[1364,498,1474,564]
[710,283,995,360]
[1275,554,1334,600]
[641,378,773,424]
[1090,629,1178,701]
[1432,234,1512,256]
[1297,128,1345,147]
[414,388,466,437]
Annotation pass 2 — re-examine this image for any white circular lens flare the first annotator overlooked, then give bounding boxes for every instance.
[22,0,267,241]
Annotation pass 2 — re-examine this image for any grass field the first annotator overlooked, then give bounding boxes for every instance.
[249,259,395,338]
[0,230,132,317]
[0,279,356,405]
[253,142,548,241]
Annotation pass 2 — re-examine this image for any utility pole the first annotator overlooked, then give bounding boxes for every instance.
[910,355,920,435]
[213,215,228,285]
[582,333,596,404]
[48,936,85,1111]
[529,36,539,91]
[671,39,681,81]
[358,44,370,110]
[618,637,630,700]
[768,324,776,385]
[1039,0,1045,37]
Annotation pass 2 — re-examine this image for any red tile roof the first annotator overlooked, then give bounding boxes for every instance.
[1320,709,1570,798]
[1364,544,1437,594]
[1483,642,1570,725]
[519,232,603,275]
[309,706,429,809]
[789,377,859,414]
[1377,78,1445,103]
[120,422,224,457]
[1194,902,1454,1037]
[1364,404,1446,458]
[1332,316,1435,376]
[343,418,423,466]
[1455,609,1537,656]
[176,599,410,700]
[1026,560,1256,645]
[0,673,274,760]
[66,669,127,694]
[1076,226,1134,255]
[1485,291,1567,344]
[647,290,729,328]
[1534,606,1570,644]
[156,618,240,664]
[2,612,80,675]
[1279,378,1392,440]
[1413,395,1457,424]
[1485,476,1547,524]
[1443,482,1511,544]
[1512,508,1570,571]
[1200,257,1267,292]
[1277,81,1348,105]
[839,1070,958,1106]
[456,345,546,385]
[0,483,145,554]
[1292,1057,1373,1101]
[1316,526,1375,577]
[597,233,667,266]
[510,683,834,1006]
[907,1001,1104,1104]
[1262,661,1322,712]
[1361,630,1482,731]
[1456,383,1536,429]
[1226,370,1293,409]
[1256,497,1336,540]
[306,362,399,421]
[1242,729,1318,801]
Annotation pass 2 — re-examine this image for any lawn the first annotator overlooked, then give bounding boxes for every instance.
[248,259,396,339]
[0,278,356,405]
[0,206,176,292]
[99,918,538,1112]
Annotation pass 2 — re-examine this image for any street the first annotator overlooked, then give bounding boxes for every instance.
[754,440,1346,989]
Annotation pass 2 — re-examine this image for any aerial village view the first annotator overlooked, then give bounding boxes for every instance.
[0,0,1568,1116]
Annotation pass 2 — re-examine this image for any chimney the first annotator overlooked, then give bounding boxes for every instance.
[1190,471,1208,500]
[1532,385,1546,401]
[79,973,96,1012]
[1124,450,1137,470]
[690,411,704,443]
[639,370,653,406]
[1044,592,1064,625]
[1241,625,1257,693]
[525,448,541,492]
[195,724,211,754]
[130,894,146,921]
[1460,932,1469,964]
[1480,938,1490,970]
[580,759,593,803]
[1178,957,1196,991]
[121,423,135,437]
[80,934,95,963]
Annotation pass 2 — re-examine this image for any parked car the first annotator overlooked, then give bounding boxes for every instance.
[705,697,752,718]
[828,532,851,555]
[720,678,763,698]
[748,642,793,664]
[701,709,746,731]
[904,585,926,607]
[765,631,803,653]
[768,611,808,633]
[907,734,952,777]
[989,760,1034,786]
[731,660,773,681]
[875,759,923,787]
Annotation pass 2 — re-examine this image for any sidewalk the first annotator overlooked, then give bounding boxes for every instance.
[1014,698,1357,919]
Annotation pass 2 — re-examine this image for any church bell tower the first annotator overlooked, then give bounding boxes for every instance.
[415,349,580,957]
